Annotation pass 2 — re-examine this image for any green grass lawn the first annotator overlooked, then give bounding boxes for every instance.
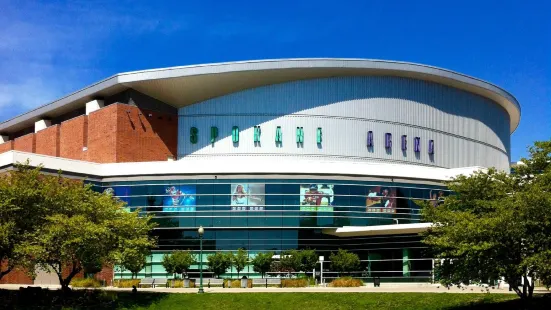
[115,293,545,310]
[2,290,549,310]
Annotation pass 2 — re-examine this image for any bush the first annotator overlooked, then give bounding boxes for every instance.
[172,279,196,288]
[113,279,141,288]
[281,278,308,287]
[223,279,253,288]
[329,277,363,287]
[297,275,315,286]
[70,278,103,288]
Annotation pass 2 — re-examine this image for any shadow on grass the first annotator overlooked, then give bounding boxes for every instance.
[0,288,169,310]
[446,294,551,310]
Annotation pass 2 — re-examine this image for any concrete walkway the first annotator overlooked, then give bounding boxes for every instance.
[3,283,547,294]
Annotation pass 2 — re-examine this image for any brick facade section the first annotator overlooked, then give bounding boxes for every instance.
[0,141,13,154]
[13,133,35,153]
[95,265,114,286]
[35,125,60,156]
[116,105,178,162]
[0,104,178,162]
[59,116,87,160]
[86,104,118,163]
[0,261,33,285]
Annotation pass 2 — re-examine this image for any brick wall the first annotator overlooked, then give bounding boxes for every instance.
[35,125,60,156]
[59,116,87,160]
[95,265,114,286]
[116,105,178,162]
[13,133,35,153]
[87,104,118,163]
[0,141,13,154]
[0,103,178,163]
[0,261,33,285]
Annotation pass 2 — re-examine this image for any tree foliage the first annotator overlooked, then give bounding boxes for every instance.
[117,247,147,279]
[0,163,50,280]
[162,250,196,279]
[330,249,360,275]
[0,162,157,289]
[422,140,551,300]
[280,250,302,277]
[300,249,319,275]
[232,248,248,278]
[251,252,273,278]
[207,252,231,278]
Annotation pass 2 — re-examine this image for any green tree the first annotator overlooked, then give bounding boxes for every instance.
[251,252,273,278]
[161,253,176,277]
[233,248,248,278]
[300,249,318,276]
[421,140,551,300]
[207,252,231,278]
[280,250,302,277]
[18,172,156,290]
[330,249,360,275]
[118,248,148,279]
[0,163,50,281]
[172,250,196,278]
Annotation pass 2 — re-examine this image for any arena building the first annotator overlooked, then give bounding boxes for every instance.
[0,59,520,284]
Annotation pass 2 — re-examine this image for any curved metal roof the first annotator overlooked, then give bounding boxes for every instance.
[0,58,521,134]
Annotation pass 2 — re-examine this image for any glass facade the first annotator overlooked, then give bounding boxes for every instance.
[96,178,448,282]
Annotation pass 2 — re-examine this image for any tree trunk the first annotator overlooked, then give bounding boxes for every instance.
[0,266,13,281]
[57,264,82,292]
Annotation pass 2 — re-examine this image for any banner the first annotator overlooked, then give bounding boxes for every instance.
[300,184,334,212]
[366,187,396,213]
[231,183,265,211]
[163,185,196,212]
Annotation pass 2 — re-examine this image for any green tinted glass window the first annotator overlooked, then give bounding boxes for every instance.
[232,126,239,143]
[210,126,218,144]
[275,126,282,143]
[190,127,198,144]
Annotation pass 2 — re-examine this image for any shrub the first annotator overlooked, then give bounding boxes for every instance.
[113,279,141,288]
[221,279,252,288]
[281,278,308,287]
[172,279,196,288]
[70,278,103,288]
[297,275,315,286]
[329,277,363,287]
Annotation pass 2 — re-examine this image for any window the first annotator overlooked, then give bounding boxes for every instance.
[232,126,239,143]
[275,126,282,143]
[296,127,304,143]
[190,127,198,144]
[385,133,392,149]
[367,131,373,147]
[428,140,434,154]
[210,126,218,144]
[254,126,261,143]
[401,135,407,151]
[414,137,420,153]
[316,127,322,144]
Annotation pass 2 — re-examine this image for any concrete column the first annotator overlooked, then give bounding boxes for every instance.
[34,119,51,133]
[402,248,410,277]
[86,99,104,115]
[0,135,9,144]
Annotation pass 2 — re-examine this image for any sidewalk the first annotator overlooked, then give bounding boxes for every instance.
[3,283,545,294]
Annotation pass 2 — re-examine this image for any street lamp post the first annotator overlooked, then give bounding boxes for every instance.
[198,226,205,294]
[319,256,324,286]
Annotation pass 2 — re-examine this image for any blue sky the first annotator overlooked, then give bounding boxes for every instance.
[1,0,549,161]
